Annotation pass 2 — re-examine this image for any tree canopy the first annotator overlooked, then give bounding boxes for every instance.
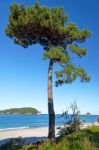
[5,3,91,86]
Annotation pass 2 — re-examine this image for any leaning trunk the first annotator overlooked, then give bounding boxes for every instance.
[48,60,55,140]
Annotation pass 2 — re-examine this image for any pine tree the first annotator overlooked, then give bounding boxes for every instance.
[5,3,91,140]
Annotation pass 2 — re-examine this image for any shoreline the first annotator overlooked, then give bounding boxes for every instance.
[0,127,49,140]
[0,126,49,132]
[0,126,59,146]
[0,123,99,146]
[0,122,99,139]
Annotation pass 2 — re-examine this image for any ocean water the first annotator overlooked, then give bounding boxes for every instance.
[0,114,99,131]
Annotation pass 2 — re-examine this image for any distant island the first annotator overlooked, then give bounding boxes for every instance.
[86,112,91,115]
[0,107,40,115]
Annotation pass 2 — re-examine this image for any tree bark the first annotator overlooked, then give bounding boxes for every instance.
[48,60,55,140]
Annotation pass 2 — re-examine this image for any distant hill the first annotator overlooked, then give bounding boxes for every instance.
[0,107,40,115]
[86,112,91,115]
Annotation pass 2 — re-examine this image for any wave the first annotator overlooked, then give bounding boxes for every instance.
[0,125,48,132]
[0,126,32,132]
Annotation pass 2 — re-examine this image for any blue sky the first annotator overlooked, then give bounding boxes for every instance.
[0,0,99,114]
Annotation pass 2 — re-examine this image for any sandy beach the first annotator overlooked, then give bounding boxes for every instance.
[0,123,99,146]
[0,126,59,145]
[0,127,49,140]
[0,127,48,145]
[0,123,99,140]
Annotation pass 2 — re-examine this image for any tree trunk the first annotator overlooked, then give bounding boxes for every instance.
[48,60,55,140]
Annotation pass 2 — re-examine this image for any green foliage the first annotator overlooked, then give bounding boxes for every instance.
[69,45,87,57]
[20,144,36,150]
[0,134,97,150]
[67,126,99,148]
[97,117,99,123]
[59,102,81,135]
[5,3,68,49]
[56,65,90,86]
[0,107,39,114]
[44,47,70,64]
[39,139,96,150]
[5,3,91,86]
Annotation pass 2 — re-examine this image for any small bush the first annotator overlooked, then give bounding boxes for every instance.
[97,117,99,123]
[20,144,37,150]
[59,102,81,136]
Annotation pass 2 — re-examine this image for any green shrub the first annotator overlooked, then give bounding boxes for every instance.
[20,144,36,150]
[97,117,99,123]
[59,102,81,136]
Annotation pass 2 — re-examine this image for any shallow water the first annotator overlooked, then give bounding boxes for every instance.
[0,114,99,131]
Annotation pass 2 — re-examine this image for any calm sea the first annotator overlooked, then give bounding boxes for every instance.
[0,114,99,131]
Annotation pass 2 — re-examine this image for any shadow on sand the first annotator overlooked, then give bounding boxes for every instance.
[0,136,47,147]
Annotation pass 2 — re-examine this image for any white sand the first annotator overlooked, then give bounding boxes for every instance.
[0,126,59,140]
[80,122,99,129]
[0,123,99,145]
[0,123,99,140]
[0,127,46,140]
[0,126,60,145]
